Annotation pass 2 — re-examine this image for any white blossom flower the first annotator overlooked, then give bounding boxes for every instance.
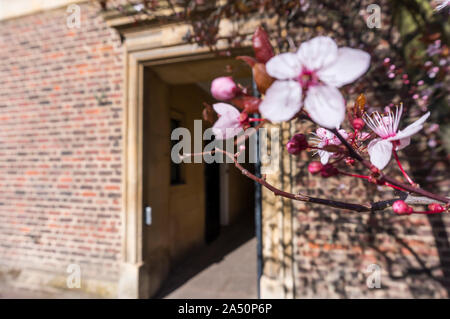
[363,104,430,170]
[259,36,370,128]
[211,103,244,139]
[310,127,348,164]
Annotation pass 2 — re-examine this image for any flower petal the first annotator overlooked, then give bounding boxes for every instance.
[316,127,334,139]
[304,85,345,129]
[389,112,430,141]
[317,48,371,87]
[367,138,393,170]
[259,80,302,123]
[318,150,331,165]
[212,103,242,139]
[212,120,242,140]
[213,102,241,117]
[266,53,302,80]
[395,137,411,150]
[393,112,431,140]
[409,111,431,128]
[297,36,338,71]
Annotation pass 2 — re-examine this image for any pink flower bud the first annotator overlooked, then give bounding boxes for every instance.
[308,162,323,174]
[211,76,238,101]
[428,203,445,213]
[352,118,365,130]
[286,134,308,155]
[392,200,411,214]
[320,164,338,178]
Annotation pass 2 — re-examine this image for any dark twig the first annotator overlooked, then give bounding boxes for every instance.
[182,148,443,214]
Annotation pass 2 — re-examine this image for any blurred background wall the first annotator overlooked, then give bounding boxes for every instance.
[0,1,124,296]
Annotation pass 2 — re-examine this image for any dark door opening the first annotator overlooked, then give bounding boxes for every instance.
[204,153,221,243]
[143,55,256,298]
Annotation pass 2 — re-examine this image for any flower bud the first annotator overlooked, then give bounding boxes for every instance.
[211,76,238,101]
[286,134,308,155]
[428,203,445,213]
[252,26,274,64]
[352,118,365,130]
[392,200,411,214]
[320,164,338,178]
[308,162,323,174]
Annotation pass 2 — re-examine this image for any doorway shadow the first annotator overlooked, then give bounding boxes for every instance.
[154,213,255,298]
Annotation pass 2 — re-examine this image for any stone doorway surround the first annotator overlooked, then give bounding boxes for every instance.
[103,9,295,299]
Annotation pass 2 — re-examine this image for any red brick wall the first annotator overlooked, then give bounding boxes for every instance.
[0,3,124,281]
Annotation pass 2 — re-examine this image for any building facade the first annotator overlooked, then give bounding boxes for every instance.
[0,0,449,299]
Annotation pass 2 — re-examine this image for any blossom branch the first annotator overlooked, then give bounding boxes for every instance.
[331,128,450,204]
[181,148,444,213]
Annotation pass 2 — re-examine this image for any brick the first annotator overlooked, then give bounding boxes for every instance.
[0,3,123,281]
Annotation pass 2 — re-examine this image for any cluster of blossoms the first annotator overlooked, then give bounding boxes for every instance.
[205,27,448,215]
[382,38,449,112]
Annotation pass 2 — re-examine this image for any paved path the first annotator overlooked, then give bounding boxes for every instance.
[0,215,257,299]
[156,215,257,299]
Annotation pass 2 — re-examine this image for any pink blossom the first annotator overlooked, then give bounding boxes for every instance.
[286,134,308,155]
[429,203,445,213]
[363,104,430,170]
[352,118,365,130]
[211,103,244,140]
[310,127,348,164]
[308,162,323,174]
[426,123,439,133]
[211,77,238,101]
[392,200,411,214]
[259,36,370,128]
